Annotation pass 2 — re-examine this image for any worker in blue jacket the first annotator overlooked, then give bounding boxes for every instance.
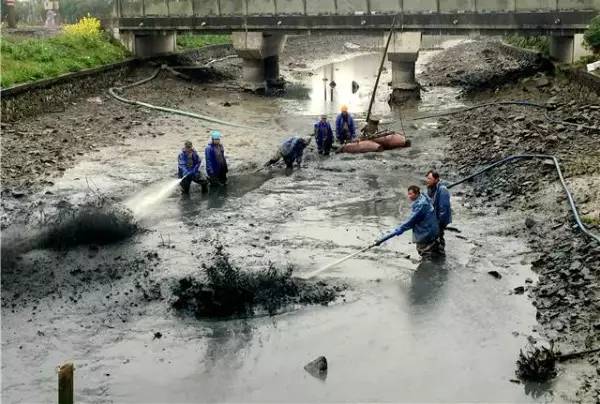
[426,169,452,254]
[314,114,334,155]
[178,140,208,194]
[265,136,312,169]
[335,104,356,144]
[375,185,439,259]
[205,130,228,186]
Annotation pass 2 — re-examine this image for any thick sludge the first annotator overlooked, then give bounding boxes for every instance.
[172,245,346,317]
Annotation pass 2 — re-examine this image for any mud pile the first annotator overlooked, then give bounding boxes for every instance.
[419,41,551,92]
[172,246,345,317]
[516,345,558,382]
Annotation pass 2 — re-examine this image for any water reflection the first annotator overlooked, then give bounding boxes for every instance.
[408,259,449,307]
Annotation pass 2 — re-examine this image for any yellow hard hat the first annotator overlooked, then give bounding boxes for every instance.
[340,104,348,112]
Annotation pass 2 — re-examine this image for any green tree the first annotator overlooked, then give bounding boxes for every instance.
[583,15,600,54]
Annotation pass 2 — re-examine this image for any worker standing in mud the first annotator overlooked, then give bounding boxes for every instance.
[265,136,312,169]
[178,141,208,194]
[314,114,334,156]
[205,130,228,186]
[375,185,439,259]
[425,170,452,254]
[335,105,356,144]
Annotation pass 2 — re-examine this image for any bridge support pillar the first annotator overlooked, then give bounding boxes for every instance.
[549,36,575,63]
[232,32,286,91]
[386,32,421,104]
[388,51,420,104]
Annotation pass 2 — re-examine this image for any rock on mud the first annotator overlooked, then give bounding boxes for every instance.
[304,356,328,379]
[171,246,346,318]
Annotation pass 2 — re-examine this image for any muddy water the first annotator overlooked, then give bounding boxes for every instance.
[2,49,566,403]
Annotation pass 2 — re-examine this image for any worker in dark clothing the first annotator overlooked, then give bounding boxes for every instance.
[205,130,228,186]
[178,140,208,194]
[265,136,312,169]
[335,104,356,144]
[314,114,334,156]
[425,169,452,254]
[375,185,439,259]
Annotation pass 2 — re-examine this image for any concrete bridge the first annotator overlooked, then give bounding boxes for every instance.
[113,0,599,90]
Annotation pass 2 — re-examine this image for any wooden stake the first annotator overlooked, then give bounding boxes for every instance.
[58,362,74,404]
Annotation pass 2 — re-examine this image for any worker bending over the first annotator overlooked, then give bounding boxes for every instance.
[314,114,334,156]
[335,105,356,144]
[376,185,439,259]
[425,170,452,254]
[205,130,228,186]
[178,140,208,194]
[265,136,312,169]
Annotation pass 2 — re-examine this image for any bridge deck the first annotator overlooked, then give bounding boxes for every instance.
[115,0,600,34]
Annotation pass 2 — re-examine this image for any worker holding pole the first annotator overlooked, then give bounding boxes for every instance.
[375,185,440,259]
[425,170,452,255]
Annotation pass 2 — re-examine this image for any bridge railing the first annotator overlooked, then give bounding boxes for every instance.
[118,0,600,18]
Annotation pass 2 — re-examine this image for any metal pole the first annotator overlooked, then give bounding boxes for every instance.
[365,16,396,124]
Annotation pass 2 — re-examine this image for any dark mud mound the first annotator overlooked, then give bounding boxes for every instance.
[516,345,558,382]
[420,41,551,92]
[172,246,345,317]
[36,201,137,250]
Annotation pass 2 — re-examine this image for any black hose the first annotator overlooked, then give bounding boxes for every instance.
[108,66,255,129]
[447,154,600,244]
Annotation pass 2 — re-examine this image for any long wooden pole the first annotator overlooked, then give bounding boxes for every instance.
[365,17,396,124]
[58,363,74,404]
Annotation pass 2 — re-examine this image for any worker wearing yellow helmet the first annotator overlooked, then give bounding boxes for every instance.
[335,104,356,144]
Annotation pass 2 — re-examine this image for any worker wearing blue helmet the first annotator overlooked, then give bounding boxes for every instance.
[205,130,228,186]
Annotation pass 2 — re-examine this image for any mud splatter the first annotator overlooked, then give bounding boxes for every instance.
[172,245,346,317]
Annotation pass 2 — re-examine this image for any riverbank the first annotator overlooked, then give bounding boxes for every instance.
[1,35,598,402]
[434,64,600,400]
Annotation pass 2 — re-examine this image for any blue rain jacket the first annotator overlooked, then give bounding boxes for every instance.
[314,121,334,146]
[427,183,452,228]
[280,137,307,165]
[394,193,439,244]
[205,143,228,177]
[335,113,356,142]
[178,148,200,178]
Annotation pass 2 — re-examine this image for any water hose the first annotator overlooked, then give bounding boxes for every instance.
[108,66,255,129]
[447,154,600,244]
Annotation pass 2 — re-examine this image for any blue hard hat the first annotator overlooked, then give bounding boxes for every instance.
[211,130,222,140]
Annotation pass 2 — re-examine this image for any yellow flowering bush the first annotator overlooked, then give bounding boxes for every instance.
[63,15,101,37]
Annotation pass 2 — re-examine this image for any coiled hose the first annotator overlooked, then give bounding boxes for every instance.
[108,65,254,129]
[447,154,600,244]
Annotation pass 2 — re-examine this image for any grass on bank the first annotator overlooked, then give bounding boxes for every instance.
[1,16,128,88]
[504,34,550,55]
[176,34,231,50]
